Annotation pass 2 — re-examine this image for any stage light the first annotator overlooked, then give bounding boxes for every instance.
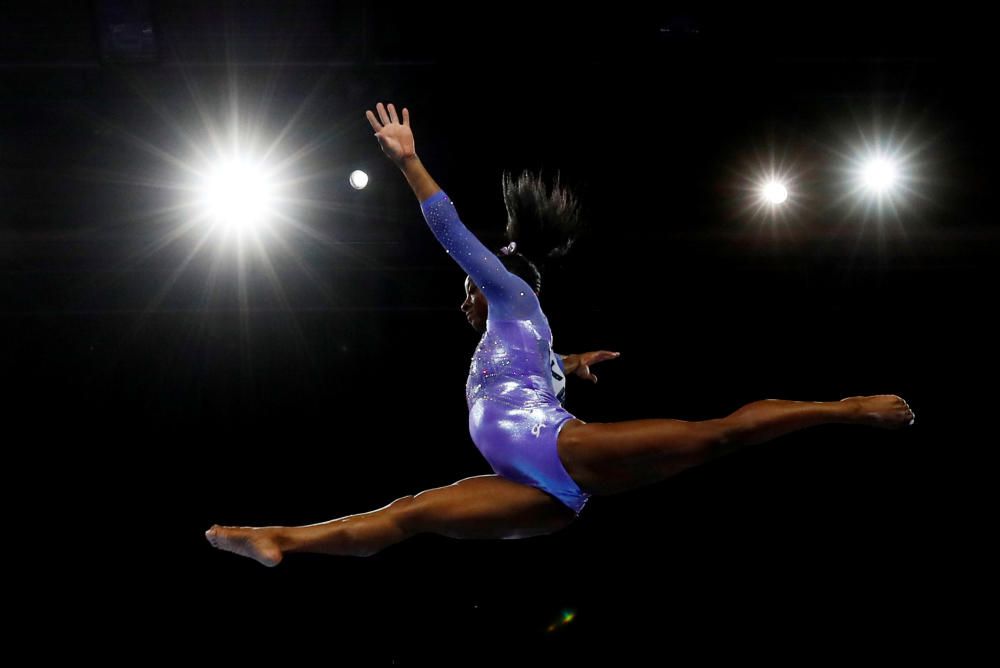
[732,154,803,225]
[762,180,789,204]
[862,156,898,193]
[349,170,369,190]
[199,159,275,232]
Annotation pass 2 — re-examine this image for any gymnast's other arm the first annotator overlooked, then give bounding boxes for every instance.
[559,350,621,384]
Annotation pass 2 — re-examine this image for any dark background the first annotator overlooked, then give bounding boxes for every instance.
[4,1,990,662]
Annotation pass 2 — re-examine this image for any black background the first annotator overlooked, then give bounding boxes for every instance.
[4,2,990,662]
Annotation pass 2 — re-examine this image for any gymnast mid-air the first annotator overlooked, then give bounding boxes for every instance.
[206,102,914,566]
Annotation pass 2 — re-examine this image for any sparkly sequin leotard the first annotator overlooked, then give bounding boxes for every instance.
[420,190,590,516]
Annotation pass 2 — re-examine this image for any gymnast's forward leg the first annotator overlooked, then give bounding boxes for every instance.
[205,474,575,566]
[557,394,915,495]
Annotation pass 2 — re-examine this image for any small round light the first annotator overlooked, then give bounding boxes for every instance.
[349,170,369,190]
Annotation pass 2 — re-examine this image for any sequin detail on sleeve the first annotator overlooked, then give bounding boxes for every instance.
[420,190,537,321]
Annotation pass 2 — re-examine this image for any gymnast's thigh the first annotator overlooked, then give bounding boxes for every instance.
[398,474,576,540]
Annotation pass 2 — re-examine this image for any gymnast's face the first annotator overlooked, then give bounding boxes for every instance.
[461,276,488,333]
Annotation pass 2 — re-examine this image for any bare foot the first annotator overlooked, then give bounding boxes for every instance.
[841,395,915,428]
[205,525,284,567]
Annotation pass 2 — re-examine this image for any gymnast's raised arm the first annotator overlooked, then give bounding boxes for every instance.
[365,102,537,321]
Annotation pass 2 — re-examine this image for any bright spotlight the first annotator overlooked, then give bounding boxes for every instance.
[349,170,369,190]
[839,137,922,221]
[862,157,898,193]
[200,159,274,232]
[762,180,788,204]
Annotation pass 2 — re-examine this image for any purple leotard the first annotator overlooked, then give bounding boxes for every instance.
[420,190,591,516]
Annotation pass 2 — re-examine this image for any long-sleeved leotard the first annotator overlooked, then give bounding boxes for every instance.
[420,190,590,516]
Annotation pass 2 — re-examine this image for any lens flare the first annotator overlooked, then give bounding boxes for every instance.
[546,609,577,633]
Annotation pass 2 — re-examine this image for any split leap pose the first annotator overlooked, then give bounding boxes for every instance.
[206,103,914,566]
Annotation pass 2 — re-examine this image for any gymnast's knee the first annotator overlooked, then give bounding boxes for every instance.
[388,493,433,538]
[341,495,417,557]
[709,415,748,451]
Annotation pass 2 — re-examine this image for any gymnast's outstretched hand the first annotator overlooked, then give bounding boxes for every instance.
[563,350,621,383]
[366,102,415,165]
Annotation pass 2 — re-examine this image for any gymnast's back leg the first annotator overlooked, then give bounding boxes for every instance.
[205,474,576,566]
[557,395,915,496]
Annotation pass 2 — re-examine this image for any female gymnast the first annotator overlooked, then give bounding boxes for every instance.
[206,102,915,566]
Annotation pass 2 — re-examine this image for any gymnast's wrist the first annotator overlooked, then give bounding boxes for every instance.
[395,153,421,170]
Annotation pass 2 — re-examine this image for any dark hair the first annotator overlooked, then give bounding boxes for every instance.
[497,170,582,294]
